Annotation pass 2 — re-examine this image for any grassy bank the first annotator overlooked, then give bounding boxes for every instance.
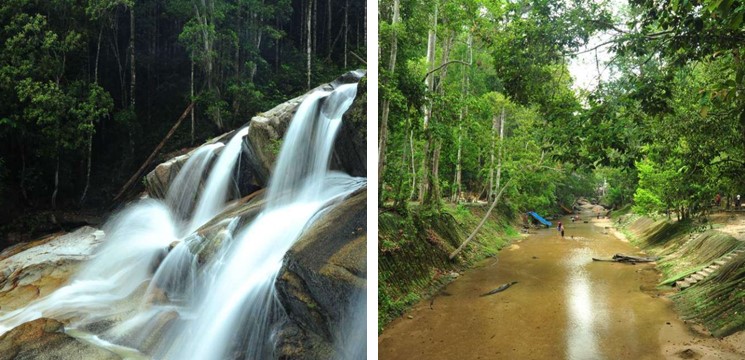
[615,214,745,337]
[378,203,519,332]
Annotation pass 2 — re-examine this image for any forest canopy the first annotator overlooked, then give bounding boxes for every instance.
[378,0,745,220]
[0,0,365,227]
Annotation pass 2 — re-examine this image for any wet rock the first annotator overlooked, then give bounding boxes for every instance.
[142,151,190,199]
[332,75,366,177]
[190,192,267,266]
[0,318,120,360]
[274,322,332,360]
[274,188,366,358]
[0,227,104,312]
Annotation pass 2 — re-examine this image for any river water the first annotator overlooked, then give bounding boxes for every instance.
[379,214,689,360]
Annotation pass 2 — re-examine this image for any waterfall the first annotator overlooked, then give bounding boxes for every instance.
[166,143,223,227]
[163,82,363,360]
[188,127,249,233]
[0,77,364,359]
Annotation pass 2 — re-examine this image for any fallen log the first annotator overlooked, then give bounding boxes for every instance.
[592,253,659,264]
[112,102,195,203]
[480,281,518,296]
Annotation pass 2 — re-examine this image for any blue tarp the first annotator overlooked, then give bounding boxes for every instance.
[528,211,552,227]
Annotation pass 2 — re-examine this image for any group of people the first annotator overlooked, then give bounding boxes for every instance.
[714,193,742,209]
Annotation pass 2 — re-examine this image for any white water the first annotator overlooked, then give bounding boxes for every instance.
[166,143,222,227]
[188,127,249,233]
[0,79,364,359]
[0,200,178,334]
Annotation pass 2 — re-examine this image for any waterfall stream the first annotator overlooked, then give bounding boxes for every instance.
[0,78,365,359]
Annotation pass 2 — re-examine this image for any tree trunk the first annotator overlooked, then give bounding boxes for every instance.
[344,0,348,68]
[423,139,442,207]
[453,122,462,203]
[453,33,472,203]
[129,5,136,110]
[327,0,332,54]
[306,0,312,89]
[419,2,437,202]
[378,0,400,197]
[95,27,102,83]
[52,152,60,209]
[80,128,93,204]
[495,107,505,193]
[409,129,417,200]
[191,60,195,144]
[488,113,497,200]
[81,27,104,204]
[313,0,317,56]
[449,178,514,260]
[235,4,241,78]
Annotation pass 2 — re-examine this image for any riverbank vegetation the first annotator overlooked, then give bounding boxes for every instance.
[379,0,745,337]
[379,203,518,331]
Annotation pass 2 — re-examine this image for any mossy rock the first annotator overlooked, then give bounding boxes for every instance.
[274,188,366,359]
[0,318,121,360]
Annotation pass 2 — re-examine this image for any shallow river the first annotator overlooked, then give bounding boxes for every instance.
[378,215,686,360]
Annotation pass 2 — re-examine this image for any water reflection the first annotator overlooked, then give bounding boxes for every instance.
[565,247,606,360]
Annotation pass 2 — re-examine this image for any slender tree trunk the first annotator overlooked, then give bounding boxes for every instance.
[81,27,104,204]
[495,107,505,193]
[306,0,312,89]
[128,5,136,160]
[344,0,348,68]
[453,122,462,203]
[52,152,59,209]
[191,60,195,144]
[409,129,417,200]
[327,0,332,54]
[129,5,136,110]
[235,4,241,78]
[378,0,400,197]
[419,2,437,202]
[488,113,497,200]
[95,27,102,83]
[449,179,514,260]
[313,0,317,56]
[453,33,472,203]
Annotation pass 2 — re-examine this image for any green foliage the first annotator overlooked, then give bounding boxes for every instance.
[0,0,363,215]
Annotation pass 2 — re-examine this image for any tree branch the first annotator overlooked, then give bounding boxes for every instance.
[449,178,514,260]
[421,60,471,82]
[349,51,367,64]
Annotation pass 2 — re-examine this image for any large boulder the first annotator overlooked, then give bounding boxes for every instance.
[0,318,120,360]
[0,227,104,312]
[274,188,366,359]
[332,75,366,178]
[143,70,366,200]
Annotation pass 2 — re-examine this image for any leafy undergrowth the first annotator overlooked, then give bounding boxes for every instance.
[378,203,518,333]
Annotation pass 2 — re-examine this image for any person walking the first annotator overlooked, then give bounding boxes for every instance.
[736,194,741,210]
[557,221,565,238]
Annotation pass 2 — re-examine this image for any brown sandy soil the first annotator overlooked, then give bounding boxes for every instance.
[708,212,745,241]
[379,203,744,360]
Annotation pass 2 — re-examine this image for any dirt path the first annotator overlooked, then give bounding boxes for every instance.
[378,212,745,360]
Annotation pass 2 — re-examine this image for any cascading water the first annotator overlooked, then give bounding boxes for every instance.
[166,143,223,227]
[0,76,365,359]
[188,127,250,233]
